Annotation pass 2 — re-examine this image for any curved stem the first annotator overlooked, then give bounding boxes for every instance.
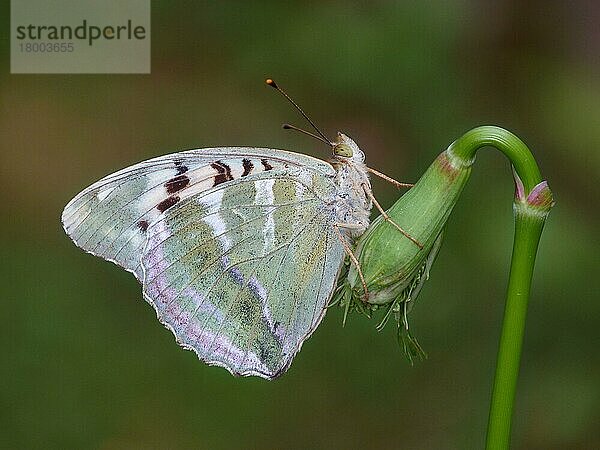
[448,126,552,449]
[448,125,542,192]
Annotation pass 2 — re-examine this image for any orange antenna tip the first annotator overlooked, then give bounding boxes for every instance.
[265,78,277,88]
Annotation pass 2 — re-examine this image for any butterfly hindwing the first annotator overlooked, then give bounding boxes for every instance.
[61,147,334,280]
[141,170,345,378]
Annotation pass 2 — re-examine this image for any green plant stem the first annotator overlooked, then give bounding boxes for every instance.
[448,126,542,192]
[485,211,545,449]
[448,126,549,449]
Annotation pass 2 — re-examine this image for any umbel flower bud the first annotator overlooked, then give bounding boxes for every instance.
[334,126,553,361]
[333,125,553,444]
[350,148,472,305]
[333,146,473,359]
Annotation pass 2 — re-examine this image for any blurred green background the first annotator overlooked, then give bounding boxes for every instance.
[1,2,598,449]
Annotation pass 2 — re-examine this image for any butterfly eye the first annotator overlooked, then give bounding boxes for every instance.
[333,143,353,158]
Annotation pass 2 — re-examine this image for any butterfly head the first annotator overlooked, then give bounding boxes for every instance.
[332,132,365,163]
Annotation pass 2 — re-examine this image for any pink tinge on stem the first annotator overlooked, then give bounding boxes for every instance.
[527,181,554,208]
[513,168,554,210]
[512,167,526,201]
[436,151,461,182]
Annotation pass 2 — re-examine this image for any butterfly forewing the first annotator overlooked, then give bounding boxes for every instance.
[141,170,345,378]
[61,148,332,280]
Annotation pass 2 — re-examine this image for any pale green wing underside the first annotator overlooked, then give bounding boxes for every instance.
[62,147,344,378]
[142,170,345,379]
[61,147,334,280]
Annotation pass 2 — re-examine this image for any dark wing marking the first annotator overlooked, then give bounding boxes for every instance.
[62,147,335,280]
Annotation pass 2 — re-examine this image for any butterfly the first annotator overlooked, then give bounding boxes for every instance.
[62,80,414,379]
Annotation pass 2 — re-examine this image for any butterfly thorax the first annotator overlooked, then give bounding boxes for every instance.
[329,133,373,238]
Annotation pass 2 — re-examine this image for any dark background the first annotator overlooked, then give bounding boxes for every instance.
[1,2,598,449]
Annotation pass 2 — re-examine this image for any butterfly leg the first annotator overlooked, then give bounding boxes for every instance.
[367,166,413,189]
[362,184,424,249]
[333,224,369,302]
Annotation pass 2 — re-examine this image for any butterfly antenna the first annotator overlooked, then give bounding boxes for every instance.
[282,123,331,146]
[266,78,332,145]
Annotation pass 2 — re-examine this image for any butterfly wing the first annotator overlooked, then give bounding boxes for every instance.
[61,147,333,280]
[62,148,345,378]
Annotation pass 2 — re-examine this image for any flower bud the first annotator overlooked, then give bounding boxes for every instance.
[346,147,473,306]
[334,126,554,362]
